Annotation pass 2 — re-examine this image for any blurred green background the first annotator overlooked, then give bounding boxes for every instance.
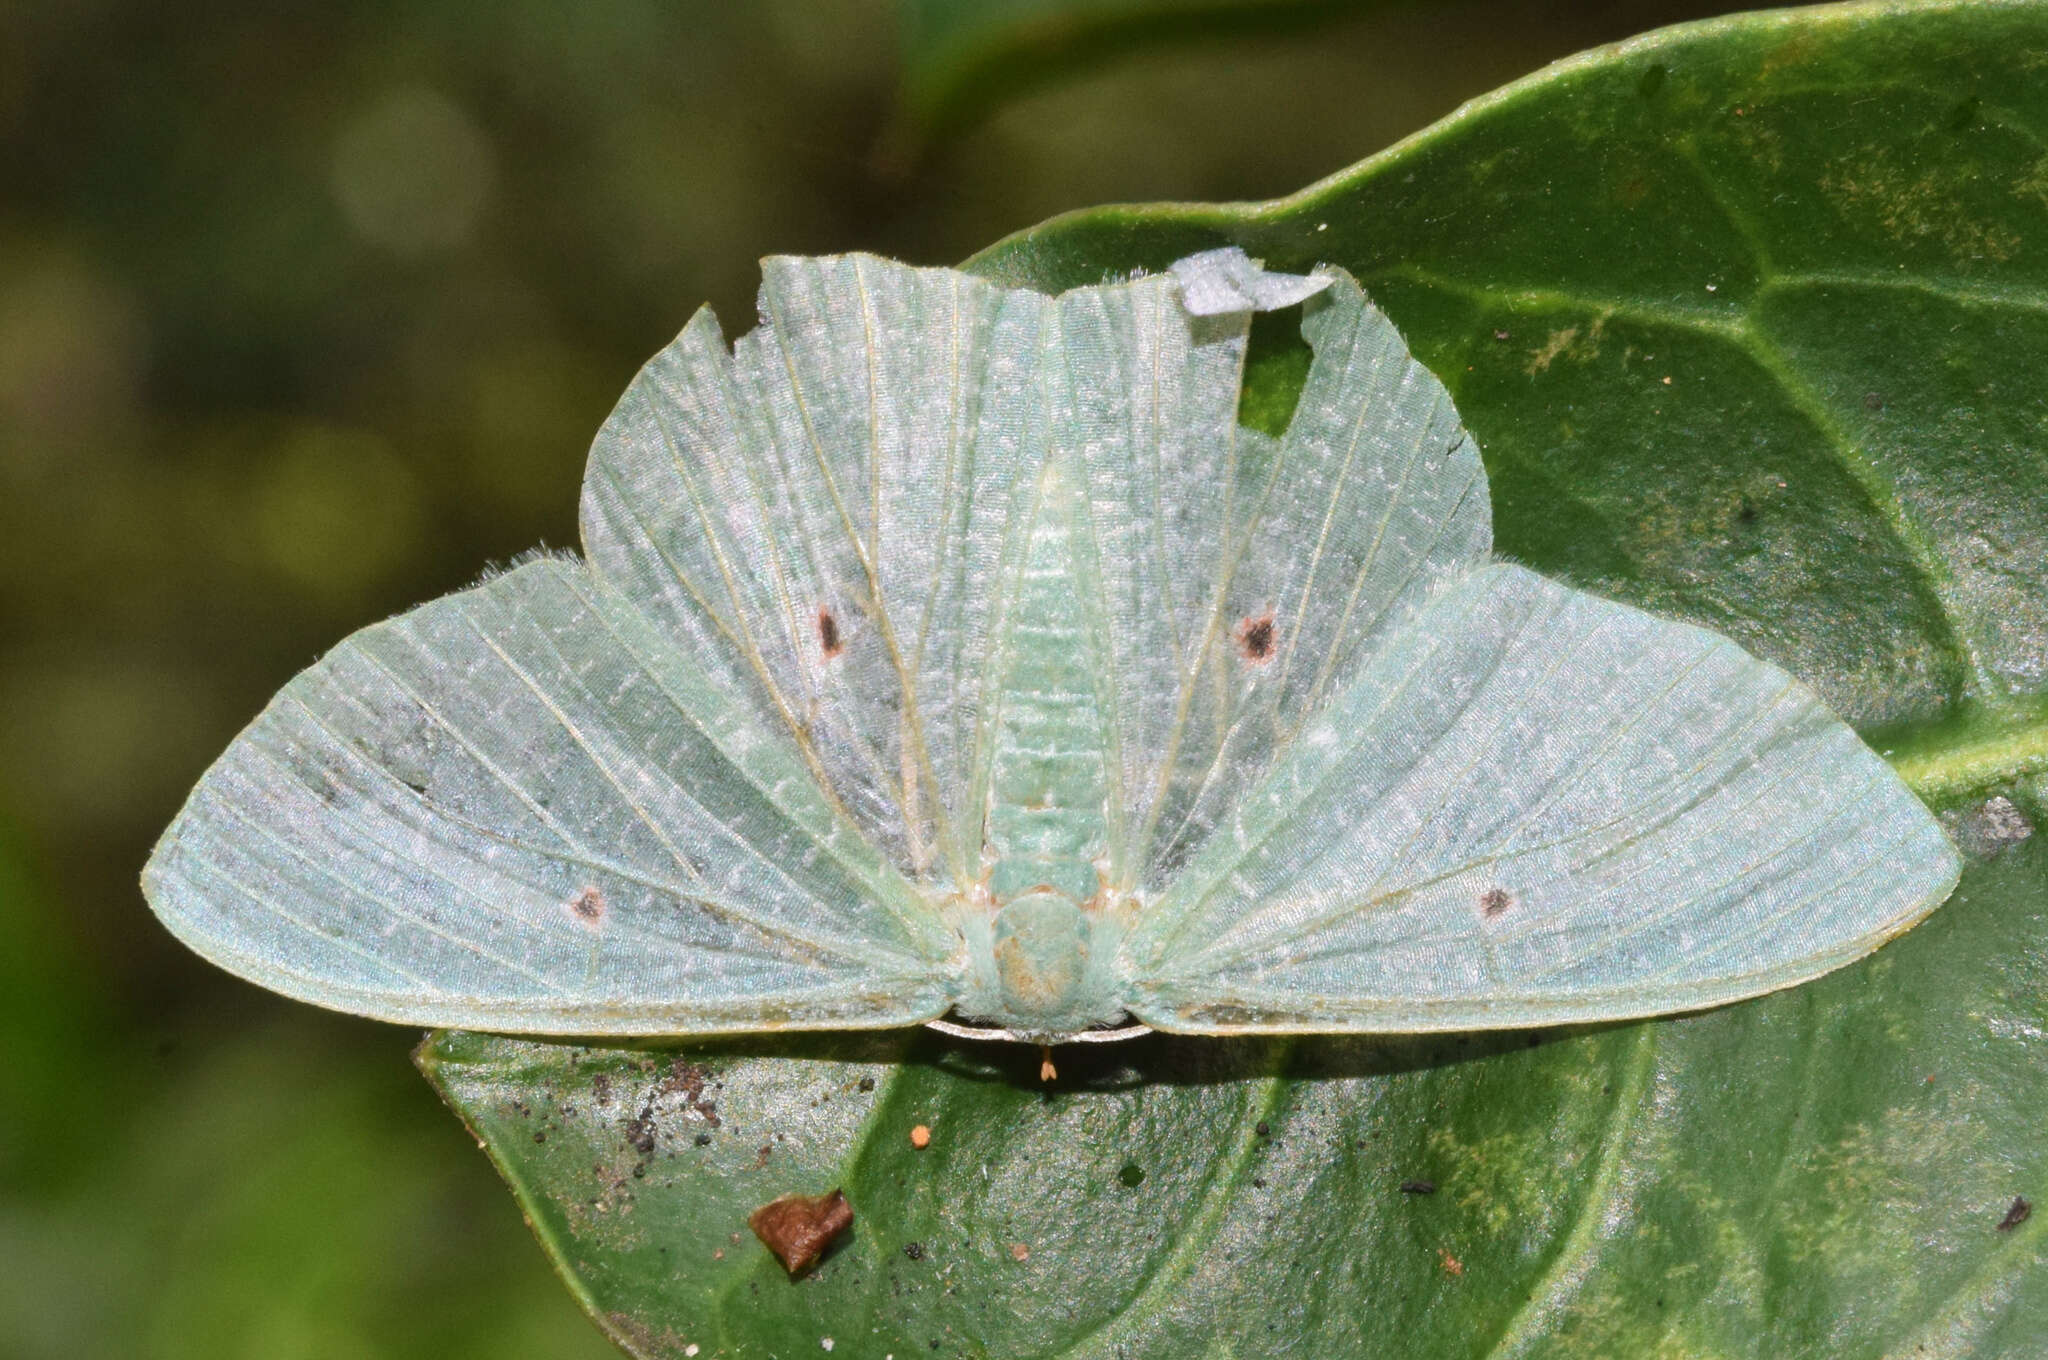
[0,2,1790,1354]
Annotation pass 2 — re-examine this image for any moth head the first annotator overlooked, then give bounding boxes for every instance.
[991,892,1091,1017]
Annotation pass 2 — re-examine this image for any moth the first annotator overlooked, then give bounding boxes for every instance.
[142,249,1960,1052]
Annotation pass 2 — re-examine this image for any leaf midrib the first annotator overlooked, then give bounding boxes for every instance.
[1886,703,2048,799]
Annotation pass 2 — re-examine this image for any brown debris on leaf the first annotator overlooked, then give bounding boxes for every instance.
[1997,1195,2031,1233]
[749,1189,854,1276]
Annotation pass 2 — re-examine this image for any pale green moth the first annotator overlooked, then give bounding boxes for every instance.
[141,249,1961,1050]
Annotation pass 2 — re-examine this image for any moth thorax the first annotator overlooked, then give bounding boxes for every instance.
[991,892,1091,1019]
[988,855,1095,904]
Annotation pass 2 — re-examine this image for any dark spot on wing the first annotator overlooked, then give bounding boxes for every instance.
[1236,611,1276,663]
[570,886,606,926]
[817,605,843,659]
[749,1188,854,1275]
[1998,1195,2032,1232]
[1479,887,1512,918]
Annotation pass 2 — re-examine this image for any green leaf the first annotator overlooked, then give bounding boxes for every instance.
[423,2,2048,1354]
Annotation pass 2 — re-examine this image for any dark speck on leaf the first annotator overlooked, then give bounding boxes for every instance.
[1479,887,1512,918]
[817,605,844,659]
[903,1241,926,1261]
[570,886,606,926]
[749,1188,854,1275]
[1118,1162,1146,1188]
[658,1059,721,1126]
[1998,1196,2031,1232]
[1400,1179,1436,1195]
[859,1076,876,1092]
[625,1114,656,1156]
[1637,62,1667,99]
[694,1131,713,1147]
[1255,1121,1271,1138]
[1863,391,1885,412]
[1236,612,1276,663]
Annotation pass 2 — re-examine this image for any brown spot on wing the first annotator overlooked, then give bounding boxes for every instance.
[816,605,843,659]
[1236,611,1276,663]
[749,1189,854,1275]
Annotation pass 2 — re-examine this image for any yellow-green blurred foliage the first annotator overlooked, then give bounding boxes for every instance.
[0,1,1760,1352]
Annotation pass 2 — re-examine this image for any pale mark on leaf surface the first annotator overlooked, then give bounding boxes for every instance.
[1523,317,1608,375]
[1818,147,2023,264]
[1942,793,2033,858]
